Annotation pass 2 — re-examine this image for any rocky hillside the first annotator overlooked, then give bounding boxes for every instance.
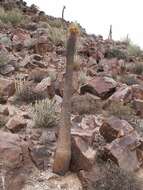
[0,0,143,190]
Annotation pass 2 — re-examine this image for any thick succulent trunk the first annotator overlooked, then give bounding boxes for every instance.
[53,31,77,175]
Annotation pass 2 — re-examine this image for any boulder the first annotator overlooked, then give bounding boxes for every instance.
[103,131,143,172]
[0,132,33,190]
[0,78,15,103]
[0,64,15,75]
[80,77,117,99]
[99,117,134,142]
[6,115,27,133]
[132,85,143,100]
[35,77,51,93]
[29,145,52,170]
[70,138,92,172]
[109,85,132,103]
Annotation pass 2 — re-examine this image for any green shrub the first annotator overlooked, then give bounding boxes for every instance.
[105,48,127,60]
[0,8,25,25]
[128,43,142,57]
[32,98,59,128]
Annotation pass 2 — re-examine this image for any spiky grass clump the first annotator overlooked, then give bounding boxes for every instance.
[15,78,45,103]
[32,98,59,128]
[0,8,25,26]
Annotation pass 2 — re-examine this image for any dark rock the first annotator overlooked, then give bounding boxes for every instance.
[99,117,134,142]
[6,115,27,133]
[70,138,92,172]
[80,77,117,99]
[103,131,142,172]
[30,145,52,170]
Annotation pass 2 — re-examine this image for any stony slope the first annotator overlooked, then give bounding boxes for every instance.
[0,0,143,190]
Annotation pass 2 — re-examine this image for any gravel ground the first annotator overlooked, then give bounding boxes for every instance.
[23,169,82,190]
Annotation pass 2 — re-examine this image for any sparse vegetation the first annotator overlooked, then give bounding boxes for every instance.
[104,48,127,60]
[120,75,139,85]
[124,62,143,75]
[0,8,25,25]
[41,19,67,45]
[15,78,45,103]
[83,160,142,190]
[128,43,142,57]
[32,98,59,128]
[48,18,63,28]
[133,62,143,75]
[107,101,135,121]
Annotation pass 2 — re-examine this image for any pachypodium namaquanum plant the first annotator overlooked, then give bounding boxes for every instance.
[53,23,79,175]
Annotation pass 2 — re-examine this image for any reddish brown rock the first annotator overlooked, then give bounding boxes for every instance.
[0,78,15,103]
[109,85,132,103]
[70,138,92,172]
[6,115,27,133]
[103,131,142,172]
[99,117,134,142]
[80,77,117,99]
[132,85,143,100]
[0,132,33,190]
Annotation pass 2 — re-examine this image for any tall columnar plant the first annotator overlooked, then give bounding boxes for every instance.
[53,23,79,175]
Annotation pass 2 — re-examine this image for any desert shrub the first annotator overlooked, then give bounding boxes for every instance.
[49,27,66,45]
[48,18,63,28]
[81,160,142,190]
[128,43,142,57]
[15,78,45,103]
[0,8,25,25]
[120,75,139,86]
[133,63,143,75]
[107,101,135,121]
[32,98,59,128]
[125,62,143,75]
[104,48,127,60]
